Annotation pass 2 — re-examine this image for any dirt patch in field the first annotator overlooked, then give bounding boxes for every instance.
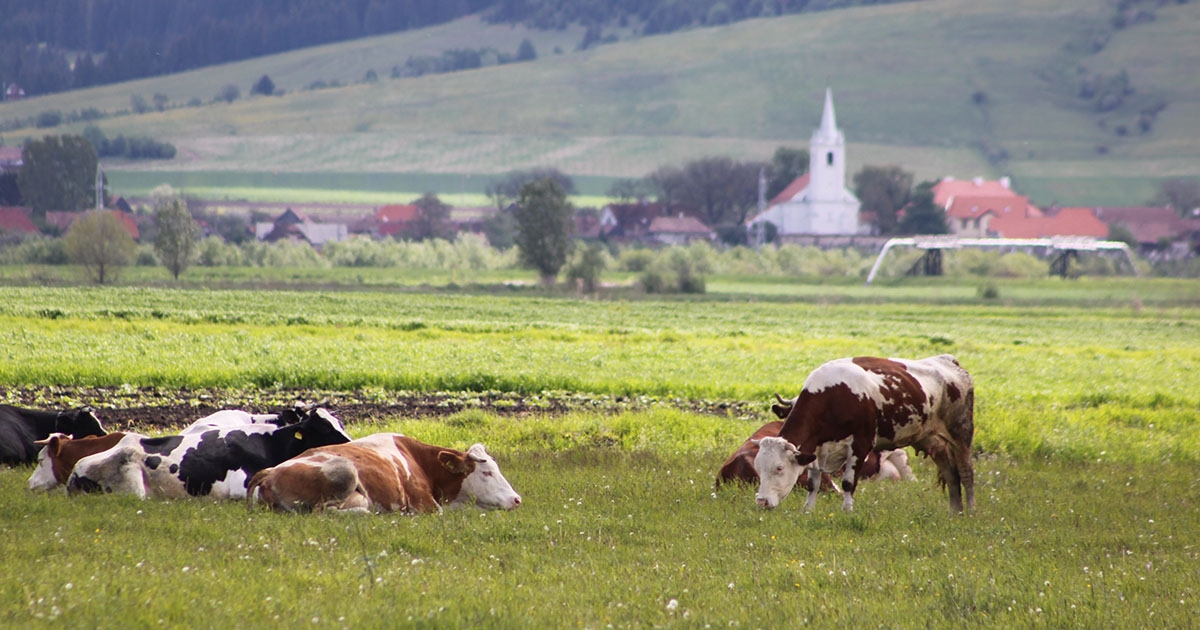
[2,386,766,433]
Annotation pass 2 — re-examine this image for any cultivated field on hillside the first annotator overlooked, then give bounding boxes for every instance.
[2,0,1197,206]
[0,282,1197,626]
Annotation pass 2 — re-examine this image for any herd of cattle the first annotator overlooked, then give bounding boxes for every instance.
[1,354,975,514]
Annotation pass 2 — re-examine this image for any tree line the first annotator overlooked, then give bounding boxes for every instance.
[0,0,912,99]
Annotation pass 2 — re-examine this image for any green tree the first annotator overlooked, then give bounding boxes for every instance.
[411,192,455,241]
[216,84,240,103]
[854,165,914,235]
[251,75,276,96]
[767,146,809,199]
[18,135,98,219]
[514,178,574,286]
[153,196,200,279]
[897,181,949,235]
[64,210,136,284]
[516,39,537,61]
[1150,177,1200,218]
[481,211,516,250]
[650,156,762,238]
[487,168,576,211]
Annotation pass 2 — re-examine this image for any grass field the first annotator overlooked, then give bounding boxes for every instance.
[2,0,1198,206]
[0,281,1197,626]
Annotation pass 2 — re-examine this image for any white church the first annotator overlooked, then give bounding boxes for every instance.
[747,88,864,239]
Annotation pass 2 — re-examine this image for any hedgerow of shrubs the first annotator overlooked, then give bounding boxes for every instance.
[0,230,1158,280]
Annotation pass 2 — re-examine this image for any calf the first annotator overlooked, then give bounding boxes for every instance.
[28,432,133,491]
[1,405,106,465]
[716,422,903,490]
[754,354,974,513]
[248,434,521,514]
[67,408,352,500]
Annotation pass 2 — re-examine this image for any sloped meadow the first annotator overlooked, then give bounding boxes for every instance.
[1,285,1197,627]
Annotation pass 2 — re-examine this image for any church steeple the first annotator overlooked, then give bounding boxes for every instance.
[815,87,838,143]
[809,87,847,204]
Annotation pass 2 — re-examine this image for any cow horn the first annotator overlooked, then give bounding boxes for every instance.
[774,393,787,405]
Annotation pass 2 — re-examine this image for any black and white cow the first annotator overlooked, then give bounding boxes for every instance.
[67,408,352,500]
[1,405,106,466]
[180,408,299,434]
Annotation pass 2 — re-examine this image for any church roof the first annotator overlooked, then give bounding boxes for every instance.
[768,173,811,207]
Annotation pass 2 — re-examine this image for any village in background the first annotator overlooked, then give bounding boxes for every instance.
[1,89,1198,282]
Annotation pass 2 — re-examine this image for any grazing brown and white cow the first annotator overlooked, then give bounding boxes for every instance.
[716,422,910,489]
[754,354,974,513]
[28,432,135,491]
[247,433,521,514]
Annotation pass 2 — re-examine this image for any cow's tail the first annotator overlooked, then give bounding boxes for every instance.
[246,467,275,510]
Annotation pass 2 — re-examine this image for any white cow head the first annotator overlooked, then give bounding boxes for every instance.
[752,437,815,509]
[452,444,521,511]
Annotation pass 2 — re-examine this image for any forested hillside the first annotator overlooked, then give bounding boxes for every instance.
[0,0,908,98]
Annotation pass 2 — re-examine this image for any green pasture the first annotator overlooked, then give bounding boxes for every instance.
[1,282,1198,626]
[0,283,1197,463]
[1,443,1197,627]
[3,0,1198,206]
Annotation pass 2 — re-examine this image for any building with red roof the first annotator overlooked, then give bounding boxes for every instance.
[44,210,139,240]
[647,214,715,245]
[932,176,1107,239]
[0,207,38,235]
[373,204,420,238]
[990,207,1108,239]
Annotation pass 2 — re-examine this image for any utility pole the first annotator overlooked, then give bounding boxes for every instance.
[755,166,766,248]
[95,166,104,210]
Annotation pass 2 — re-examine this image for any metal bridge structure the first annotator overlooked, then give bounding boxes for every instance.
[864,236,1139,285]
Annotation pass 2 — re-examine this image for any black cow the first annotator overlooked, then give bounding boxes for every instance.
[1,405,106,465]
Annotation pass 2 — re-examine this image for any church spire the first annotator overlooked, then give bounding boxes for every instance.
[815,87,839,143]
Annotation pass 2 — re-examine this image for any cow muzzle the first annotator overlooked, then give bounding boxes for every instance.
[756,495,777,510]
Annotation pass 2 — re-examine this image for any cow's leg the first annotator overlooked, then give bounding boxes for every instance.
[935,443,964,513]
[840,442,871,512]
[922,439,965,513]
[956,446,975,511]
[803,466,821,512]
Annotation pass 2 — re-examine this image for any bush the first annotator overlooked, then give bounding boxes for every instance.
[196,236,244,267]
[0,235,68,264]
[135,245,159,266]
[617,248,655,272]
[36,110,63,128]
[565,244,609,293]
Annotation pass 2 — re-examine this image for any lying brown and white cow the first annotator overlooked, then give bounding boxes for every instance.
[715,421,912,489]
[27,432,134,491]
[247,433,521,514]
[754,354,974,513]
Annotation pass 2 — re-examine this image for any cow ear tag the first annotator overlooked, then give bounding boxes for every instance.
[294,431,304,440]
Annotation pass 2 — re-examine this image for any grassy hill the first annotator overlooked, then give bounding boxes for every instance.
[1,0,1197,208]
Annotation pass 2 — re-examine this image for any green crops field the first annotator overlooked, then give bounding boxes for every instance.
[1,283,1198,627]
